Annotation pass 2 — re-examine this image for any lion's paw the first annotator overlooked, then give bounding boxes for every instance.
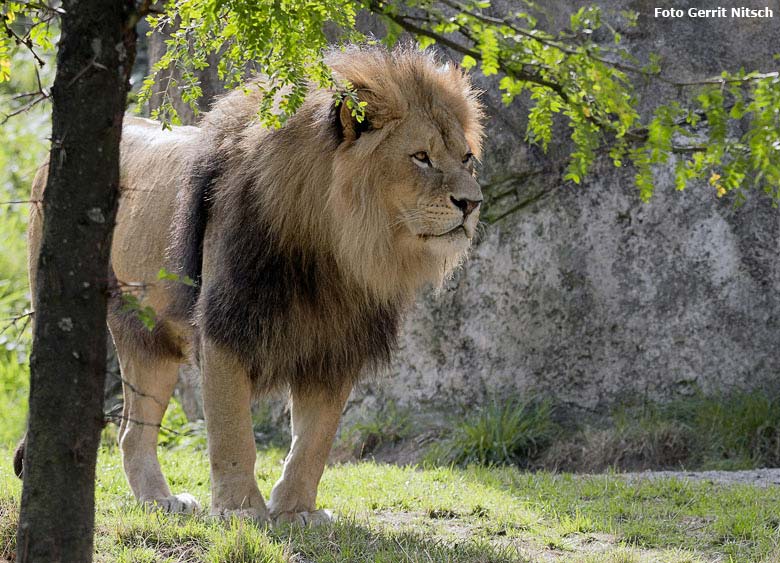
[271,509,335,528]
[143,493,200,514]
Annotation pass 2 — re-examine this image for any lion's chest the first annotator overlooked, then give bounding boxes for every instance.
[199,234,401,393]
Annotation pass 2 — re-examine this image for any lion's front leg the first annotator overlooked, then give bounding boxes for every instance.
[269,381,352,527]
[201,338,270,522]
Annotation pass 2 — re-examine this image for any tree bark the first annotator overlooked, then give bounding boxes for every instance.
[16,1,136,561]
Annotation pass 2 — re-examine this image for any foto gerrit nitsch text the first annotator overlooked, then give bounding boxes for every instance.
[654,7,773,18]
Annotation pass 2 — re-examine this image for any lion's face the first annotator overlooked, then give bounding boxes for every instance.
[326,47,484,296]
[378,112,483,261]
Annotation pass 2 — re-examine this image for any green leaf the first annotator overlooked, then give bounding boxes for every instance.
[417,35,436,50]
[461,55,477,70]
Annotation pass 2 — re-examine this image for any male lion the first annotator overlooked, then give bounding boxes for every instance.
[22,45,484,524]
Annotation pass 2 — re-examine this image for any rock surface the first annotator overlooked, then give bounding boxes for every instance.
[352,0,780,415]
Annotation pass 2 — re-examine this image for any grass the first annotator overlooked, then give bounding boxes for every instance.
[427,398,559,467]
[333,388,780,478]
[2,442,780,561]
[541,391,780,473]
[339,401,414,459]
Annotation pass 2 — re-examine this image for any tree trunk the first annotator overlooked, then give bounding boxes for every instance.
[16,1,136,561]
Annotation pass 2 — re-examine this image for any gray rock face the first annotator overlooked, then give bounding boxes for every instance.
[353,1,780,413]
[359,166,780,412]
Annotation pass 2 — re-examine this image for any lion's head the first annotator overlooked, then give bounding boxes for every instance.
[324,46,485,300]
[193,45,484,308]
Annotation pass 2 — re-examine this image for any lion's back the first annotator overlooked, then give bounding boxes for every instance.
[111,117,201,307]
[27,117,201,310]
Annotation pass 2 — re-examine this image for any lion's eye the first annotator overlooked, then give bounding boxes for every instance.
[462,152,473,164]
[412,151,431,167]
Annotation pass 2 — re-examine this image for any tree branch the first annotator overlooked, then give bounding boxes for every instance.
[0,311,34,337]
[104,412,184,436]
[2,16,46,68]
[0,92,49,125]
[385,1,779,90]
[372,3,572,102]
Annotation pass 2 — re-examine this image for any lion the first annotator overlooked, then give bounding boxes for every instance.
[20,44,484,525]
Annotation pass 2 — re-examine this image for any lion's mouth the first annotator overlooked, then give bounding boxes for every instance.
[419,225,467,240]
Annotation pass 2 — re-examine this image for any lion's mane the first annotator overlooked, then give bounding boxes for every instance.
[166,45,484,394]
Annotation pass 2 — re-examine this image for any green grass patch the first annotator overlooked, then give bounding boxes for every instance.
[2,444,780,561]
[339,401,414,459]
[542,390,780,472]
[427,398,559,467]
[323,388,780,476]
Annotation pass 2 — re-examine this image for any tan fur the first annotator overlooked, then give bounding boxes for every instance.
[198,46,483,302]
[25,45,484,523]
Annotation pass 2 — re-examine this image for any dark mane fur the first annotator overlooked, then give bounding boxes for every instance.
[198,173,401,394]
[166,152,224,320]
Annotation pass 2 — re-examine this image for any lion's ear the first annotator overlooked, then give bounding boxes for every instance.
[337,96,373,143]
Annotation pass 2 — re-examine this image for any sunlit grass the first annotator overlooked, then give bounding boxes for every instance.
[2,444,780,562]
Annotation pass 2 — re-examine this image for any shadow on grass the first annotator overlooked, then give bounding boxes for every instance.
[111,512,523,563]
[0,497,17,561]
[273,517,523,563]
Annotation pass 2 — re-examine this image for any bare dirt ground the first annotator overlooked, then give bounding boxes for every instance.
[622,468,780,488]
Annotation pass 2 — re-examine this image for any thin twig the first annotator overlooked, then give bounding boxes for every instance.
[105,413,184,436]
[375,5,571,102]
[2,18,46,67]
[0,199,41,205]
[9,90,43,101]
[664,71,779,87]
[110,372,169,409]
[487,187,556,223]
[0,311,34,337]
[66,57,108,88]
[15,312,32,343]
[0,93,48,125]
[5,0,62,15]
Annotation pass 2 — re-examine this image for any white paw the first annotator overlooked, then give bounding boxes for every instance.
[271,509,335,528]
[143,493,200,514]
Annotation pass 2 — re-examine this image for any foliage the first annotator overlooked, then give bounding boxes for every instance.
[340,400,413,458]
[540,389,780,472]
[158,397,208,450]
[675,391,780,469]
[372,2,780,202]
[0,47,50,447]
[429,398,559,467]
[139,0,364,127]
[2,1,779,201]
[0,2,56,113]
[2,445,780,561]
[608,391,780,470]
[140,0,780,202]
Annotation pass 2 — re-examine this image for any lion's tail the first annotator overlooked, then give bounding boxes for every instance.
[167,153,223,320]
[13,434,25,479]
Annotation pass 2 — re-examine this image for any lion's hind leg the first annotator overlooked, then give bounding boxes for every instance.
[268,381,352,527]
[116,352,199,514]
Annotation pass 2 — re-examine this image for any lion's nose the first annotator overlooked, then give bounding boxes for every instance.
[450,195,482,217]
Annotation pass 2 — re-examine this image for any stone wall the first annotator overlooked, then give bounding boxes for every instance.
[352,0,780,415]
